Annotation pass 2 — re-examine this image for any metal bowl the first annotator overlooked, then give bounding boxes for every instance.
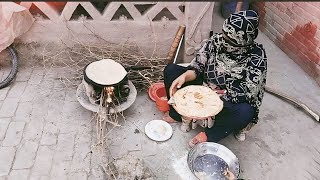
[187,142,240,180]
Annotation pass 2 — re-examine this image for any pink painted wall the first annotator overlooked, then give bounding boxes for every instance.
[253,2,320,85]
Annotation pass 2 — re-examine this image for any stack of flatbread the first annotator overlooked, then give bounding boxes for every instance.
[173,85,223,118]
[85,59,127,86]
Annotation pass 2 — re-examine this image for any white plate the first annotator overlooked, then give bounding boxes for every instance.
[145,120,173,142]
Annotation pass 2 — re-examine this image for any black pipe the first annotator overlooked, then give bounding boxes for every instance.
[125,66,152,71]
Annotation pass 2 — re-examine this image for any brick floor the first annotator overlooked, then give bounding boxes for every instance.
[0,67,98,180]
[0,30,319,180]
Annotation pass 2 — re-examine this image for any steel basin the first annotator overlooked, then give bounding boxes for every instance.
[187,142,240,180]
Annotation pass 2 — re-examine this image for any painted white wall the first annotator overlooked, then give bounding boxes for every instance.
[16,2,215,62]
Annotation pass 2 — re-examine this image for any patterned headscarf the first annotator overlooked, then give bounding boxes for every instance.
[222,10,259,47]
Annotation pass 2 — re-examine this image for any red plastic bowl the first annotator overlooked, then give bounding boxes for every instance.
[148,82,165,101]
[148,82,170,112]
[155,86,167,100]
[155,87,170,112]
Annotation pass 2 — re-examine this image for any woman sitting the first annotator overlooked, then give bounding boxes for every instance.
[163,10,267,146]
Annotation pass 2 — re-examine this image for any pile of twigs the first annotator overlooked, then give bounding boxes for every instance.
[46,40,166,90]
[52,40,167,144]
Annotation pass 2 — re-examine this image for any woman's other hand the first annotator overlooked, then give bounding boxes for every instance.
[223,169,236,180]
[214,89,226,96]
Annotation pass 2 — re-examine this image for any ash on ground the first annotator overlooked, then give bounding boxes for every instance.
[105,154,155,180]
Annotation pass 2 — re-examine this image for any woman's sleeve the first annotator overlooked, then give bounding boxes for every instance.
[222,45,267,114]
[187,38,214,78]
[246,59,267,121]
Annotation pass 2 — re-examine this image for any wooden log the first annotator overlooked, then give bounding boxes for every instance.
[167,25,185,64]
[265,86,319,122]
[173,34,184,64]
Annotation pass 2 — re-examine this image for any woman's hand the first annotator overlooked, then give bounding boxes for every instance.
[223,169,236,180]
[169,70,197,97]
[214,89,226,97]
[169,74,186,97]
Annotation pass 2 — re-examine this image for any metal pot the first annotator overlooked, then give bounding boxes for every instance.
[83,62,130,104]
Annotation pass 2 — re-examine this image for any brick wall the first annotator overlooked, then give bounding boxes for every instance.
[252,2,320,85]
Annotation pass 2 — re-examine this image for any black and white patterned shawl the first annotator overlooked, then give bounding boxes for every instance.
[188,10,267,122]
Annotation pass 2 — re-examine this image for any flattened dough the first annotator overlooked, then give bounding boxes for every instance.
[85,59,127,85]
[173,85,223,118]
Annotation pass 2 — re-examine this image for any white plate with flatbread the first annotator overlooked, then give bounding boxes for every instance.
[145,120,173,142]
[172,85,223,119]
